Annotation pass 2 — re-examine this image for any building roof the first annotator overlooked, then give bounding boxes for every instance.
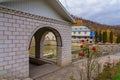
[72,26,91,32]
[0,0,75,23]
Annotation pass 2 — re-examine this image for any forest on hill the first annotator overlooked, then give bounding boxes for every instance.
[72,15,120,35]
[72,15,120,43]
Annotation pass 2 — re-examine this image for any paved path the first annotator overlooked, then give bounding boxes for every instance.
[32,52,120,80]
[114,52,120,56]
[30,63,60,79]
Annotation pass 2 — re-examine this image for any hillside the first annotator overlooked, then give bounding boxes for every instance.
[71,15,120,36]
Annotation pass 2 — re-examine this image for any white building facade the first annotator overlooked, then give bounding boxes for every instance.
[72,26,94,43]
[45,32,56,41]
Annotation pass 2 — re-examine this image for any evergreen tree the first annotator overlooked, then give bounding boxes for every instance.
[95,31,98,43]
[103,31,107,43]
[99,31,102,42]
[109,31,113,43]
[103,32,105,43]
[116,35,120,43]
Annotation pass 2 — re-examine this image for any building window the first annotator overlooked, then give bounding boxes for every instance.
[52,36,55,40]
[78,32,81,34]
[73,32,76,34]
[90,41,92,43]
[75,28,78,30]
[84,32,87,34]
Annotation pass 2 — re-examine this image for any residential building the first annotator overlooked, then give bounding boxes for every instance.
[72,26,94,43]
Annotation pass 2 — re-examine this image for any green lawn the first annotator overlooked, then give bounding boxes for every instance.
[113,68,120,80]
[72,46,80,50]
[29,46,35,56]
[95,62,120,80]
[29,45,57,55]
[29,45,80,59]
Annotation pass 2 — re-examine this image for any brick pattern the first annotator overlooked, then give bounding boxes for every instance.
[0,7,72,79]
[0,6,70,25]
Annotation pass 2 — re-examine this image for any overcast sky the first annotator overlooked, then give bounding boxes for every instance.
[59,0,120,25]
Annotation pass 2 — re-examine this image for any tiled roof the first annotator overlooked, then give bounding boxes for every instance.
[72,26,91,31]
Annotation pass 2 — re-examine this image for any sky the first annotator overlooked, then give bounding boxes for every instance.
[59,0,120,25]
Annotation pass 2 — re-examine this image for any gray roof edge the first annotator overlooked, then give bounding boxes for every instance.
[0,0,76,23]
[56,0,76,23]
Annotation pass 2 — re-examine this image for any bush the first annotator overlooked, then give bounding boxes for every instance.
[95,62,120,80]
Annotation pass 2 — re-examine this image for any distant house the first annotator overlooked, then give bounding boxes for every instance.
[72,26,94,43]
[45,32,56,41]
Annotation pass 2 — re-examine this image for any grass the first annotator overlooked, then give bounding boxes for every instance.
[29,45,80,59]
[72,46,80,50]
[95,62,120,80]
[29,45,57,56]
[29,46,35,56]
[113,69,120,80]
[112,64,120,80]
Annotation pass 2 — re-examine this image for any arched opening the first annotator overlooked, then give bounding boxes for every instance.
[29,37,35,56]
[43,32,57,62]
[29,32,57,61]
[28,27,62,78]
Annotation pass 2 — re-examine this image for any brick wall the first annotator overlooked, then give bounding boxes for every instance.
[0,8,72,79]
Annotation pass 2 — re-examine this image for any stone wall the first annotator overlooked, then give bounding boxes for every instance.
[72,43,120,55]
[98,44,120,55]
[0,6,72,79]
[34,55,120,80]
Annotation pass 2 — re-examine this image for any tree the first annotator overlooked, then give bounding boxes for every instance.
[109,31,113,43]
[99,31,102,42]
[95,31,98,43]
[103,31,107,43]
[116,35,120,43]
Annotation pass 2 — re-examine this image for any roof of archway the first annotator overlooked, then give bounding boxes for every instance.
[0,0,75,23]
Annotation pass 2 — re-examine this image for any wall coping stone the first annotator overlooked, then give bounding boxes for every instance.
[0,5,71,25]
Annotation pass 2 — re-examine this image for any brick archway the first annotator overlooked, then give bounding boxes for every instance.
[29,26,62,65]
[0,7,72,78]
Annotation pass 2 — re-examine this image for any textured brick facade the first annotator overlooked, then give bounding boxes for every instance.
[0,6,72,79]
